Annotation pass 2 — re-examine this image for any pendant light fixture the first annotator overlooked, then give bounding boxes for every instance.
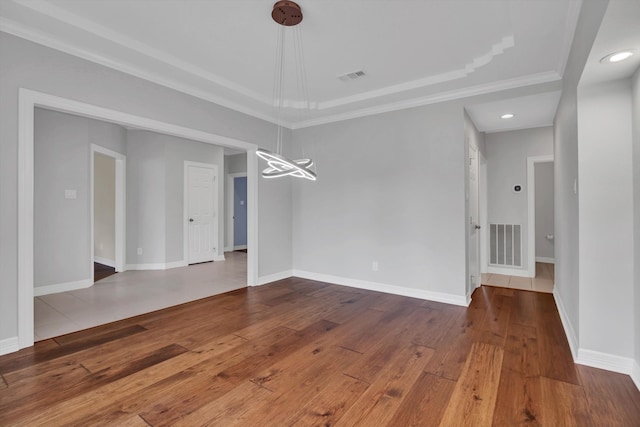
[256,1,317,181]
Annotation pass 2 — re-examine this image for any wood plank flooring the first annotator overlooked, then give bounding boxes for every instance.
[1,279,639,426]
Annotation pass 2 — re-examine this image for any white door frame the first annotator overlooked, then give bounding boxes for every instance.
[479,151,488,276]
[467,141,481,295]
[226,172,248,252]
[17,88,259,350]
[91,145,126,276]
[527,155,554,278]
[184,161,220,264]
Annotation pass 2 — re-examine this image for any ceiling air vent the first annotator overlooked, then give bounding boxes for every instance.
[337,70,366,82]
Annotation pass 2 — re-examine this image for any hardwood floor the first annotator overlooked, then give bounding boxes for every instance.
[1,279,639,426]
[94,262,116,282]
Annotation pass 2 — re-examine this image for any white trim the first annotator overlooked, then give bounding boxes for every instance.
[224,246,233,252]
[527,156,554,278]
[34,279,92,296]
[292,270,469,307]
[631,361,640,392]
[17,88,259,352]
[255,270,294,286]
[535,256,555,264]
[233,245,248,250]
[556,0,582,78]
[93,256,115,268]
[576,349,635,376]
[0,337,20,356]
[291,72,561,129]
[125,261,188,271]
[487,266,532,278]
[479,152,488,276]
[553,286,578,359]
[213,254,226,262]
[0,17,280,127]
[91,144,126,274]
[226,172,248,252]
[184,161,219,265]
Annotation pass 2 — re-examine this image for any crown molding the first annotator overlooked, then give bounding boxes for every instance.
[0,18,285,127]
[291,71,562,129]
[11,0,271,105]
[318,35,515,110]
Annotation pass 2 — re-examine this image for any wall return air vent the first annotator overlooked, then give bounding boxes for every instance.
[337,70,366,82]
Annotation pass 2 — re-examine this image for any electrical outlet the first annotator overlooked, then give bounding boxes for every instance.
[137,248,143,255]
[372,261,379,272]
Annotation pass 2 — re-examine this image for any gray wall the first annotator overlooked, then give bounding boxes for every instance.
[633,62,640,374]
[126,131,167,265]
[224,153,248,250]
[534,162,554,260]
[577,79,634,358]
[291,103,467,297]
[485,127,554,272]
[94,153,116,263]
[34,109,92,287]
[552,0,608,350]
[0,33,291,341]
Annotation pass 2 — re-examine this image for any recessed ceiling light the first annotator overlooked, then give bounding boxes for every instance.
[501,113,514,119]
[600,50,635,64]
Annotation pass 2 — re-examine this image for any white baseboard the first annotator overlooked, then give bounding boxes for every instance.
[126,260,188,270]
[224,246,233,252]
[535,256,555,264]
[94,256,116,268]
[255,270,293,286]
[292,270,468,307]
[0,336,19,356]
[34,278,93,296]
[576,349,635,376]
[214,254,226,262]
[233,245,247,250]
[631,361,640,392]
[553,287,578,359]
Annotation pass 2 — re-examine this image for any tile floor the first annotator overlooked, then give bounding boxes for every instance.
[34,251,247,341]
[481,262,554,293]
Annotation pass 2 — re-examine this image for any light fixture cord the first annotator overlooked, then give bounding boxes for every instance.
[272,25,286,156]
[293,25,318,174]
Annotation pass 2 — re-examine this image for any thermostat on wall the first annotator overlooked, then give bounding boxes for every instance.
[512,184,523,193]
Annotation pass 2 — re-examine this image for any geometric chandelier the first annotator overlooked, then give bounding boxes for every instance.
[256,1,317,181]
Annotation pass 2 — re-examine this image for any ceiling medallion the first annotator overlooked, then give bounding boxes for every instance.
[256,1,317,181]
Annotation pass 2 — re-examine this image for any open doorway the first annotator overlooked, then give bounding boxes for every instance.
[92,146,126,283]
[529,157,555,291]
[227,172,248,253]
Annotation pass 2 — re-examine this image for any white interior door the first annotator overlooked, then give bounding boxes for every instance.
[186,164,217,264]
[469,144,480,289]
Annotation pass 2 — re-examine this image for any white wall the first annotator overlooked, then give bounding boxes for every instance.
[535,162,554,260]
[94,153,116,264]
[0,33,291,342]
[577,79,635,359]
[552,0,608,355]
[291,103,468,302]
[485,127,554,272]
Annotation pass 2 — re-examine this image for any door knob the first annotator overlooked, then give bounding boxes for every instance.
[474,224,481,230]
[189,218,194,222]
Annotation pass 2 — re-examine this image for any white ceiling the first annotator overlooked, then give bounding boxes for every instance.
[580,0,640,87]
[0,0,581,130]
